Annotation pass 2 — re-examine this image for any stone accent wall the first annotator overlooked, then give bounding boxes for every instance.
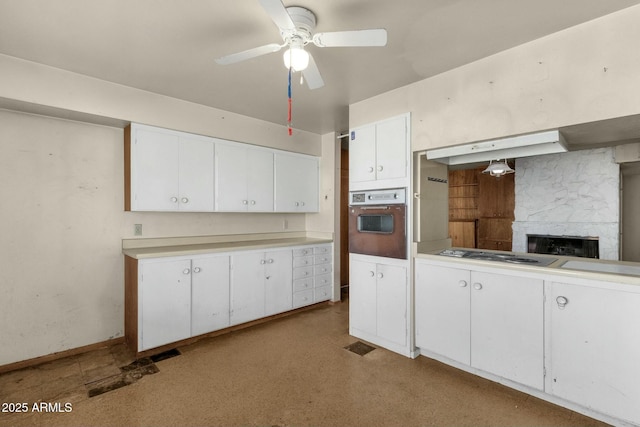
[512,148,620,260]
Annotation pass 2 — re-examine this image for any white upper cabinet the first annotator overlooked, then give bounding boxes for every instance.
[215,143,274,212]
[349,113,410,191]
[126,124,214,212]
[126,123,319,213]
[274,152,319,212]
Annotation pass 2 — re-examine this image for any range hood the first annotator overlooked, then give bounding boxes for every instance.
[426,130,567,165]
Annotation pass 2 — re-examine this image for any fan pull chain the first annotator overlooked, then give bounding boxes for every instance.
[287,65,293,136]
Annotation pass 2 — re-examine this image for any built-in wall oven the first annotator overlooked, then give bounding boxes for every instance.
[348,188,407,259]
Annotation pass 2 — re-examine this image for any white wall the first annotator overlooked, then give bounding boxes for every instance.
[0,54,321,157]
[512,148,620,259]
[350,5,640,152]
[0,112,334,367]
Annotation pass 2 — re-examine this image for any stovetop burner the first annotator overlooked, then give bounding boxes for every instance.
[438,249,557,267]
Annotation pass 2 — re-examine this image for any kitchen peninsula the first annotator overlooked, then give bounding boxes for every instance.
[415,248,640,426]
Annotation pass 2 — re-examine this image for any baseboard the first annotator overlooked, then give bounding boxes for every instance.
[0,337,125,374]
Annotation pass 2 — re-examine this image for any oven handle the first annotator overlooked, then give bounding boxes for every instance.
[354,206,391,210]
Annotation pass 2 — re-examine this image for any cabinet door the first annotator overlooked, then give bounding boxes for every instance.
[349,124,377,184]
[178,135,214,212]
[264,250,293,316]
[415,263,471,365]
[229,252,266,325]
[471,271,543,390]
[376,263,407,346]
[548,282,640,425]
[191,256,230,336]
[349,257,377,336]
[375,115,407,181]
[132,127,180,211]
[274,152,319,212]
[247,149,274,212]
[215,144,248,211]
[139,259,191,350]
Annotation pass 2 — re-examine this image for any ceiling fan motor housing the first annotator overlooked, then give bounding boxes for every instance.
[284,6,317,39]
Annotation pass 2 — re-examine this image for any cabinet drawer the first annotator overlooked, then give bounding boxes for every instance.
[293,256,314,268]
[293,247,314,257]
[293,266,313,280]
[314,265,332,276]
[314,254,331,265]
[293,289,314,308]
[313,246,331,255]
[293,277,313,292]
[314,274,332,288]
[314,286,332,303]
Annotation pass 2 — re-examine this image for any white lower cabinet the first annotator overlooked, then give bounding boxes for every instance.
[546,280,640,425]
[138,254,230,351]
[415,261,544,390]
[292,244,333,308]
[191,256,230,336]
[230,250,293,325]
[126,242,333,355]
[350,254,409,355]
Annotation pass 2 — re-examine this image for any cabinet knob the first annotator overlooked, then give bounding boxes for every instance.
[458,280,468,287]
[260,259,266,265]
[300,201,305,206]
[377,165,383,172]
[295,202,300,206]
[473,282,482,290]
[250,200,256,205]
[181,197,189,203]
[266,275,271,280]
[377,272,384,279]
[171,197,178,203]
[183,268,190,275]
[193,267,201,273]
[556,296,569,309]
[242,200,248,205]
[369,271,375,277]
[368,167,374,173]
[268,258,274,264]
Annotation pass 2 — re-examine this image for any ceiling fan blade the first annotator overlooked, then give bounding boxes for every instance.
[302,54,324,90]
[259,0,296,31]
[215,43,282,65]
[313,29,388,47]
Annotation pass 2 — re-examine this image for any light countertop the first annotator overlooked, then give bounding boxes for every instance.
[123,235,333,259]
[415,248,640,287]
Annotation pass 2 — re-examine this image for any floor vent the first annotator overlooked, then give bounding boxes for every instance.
[150,348,181,362]
[344,341,375,356]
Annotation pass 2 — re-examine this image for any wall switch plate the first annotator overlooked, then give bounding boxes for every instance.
[134,224,142,236]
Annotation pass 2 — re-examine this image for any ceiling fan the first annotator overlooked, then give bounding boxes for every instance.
[214,0,388,90]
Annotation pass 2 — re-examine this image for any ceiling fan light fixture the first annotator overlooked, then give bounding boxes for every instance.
[482,159,515,177]
[283,46,309,71]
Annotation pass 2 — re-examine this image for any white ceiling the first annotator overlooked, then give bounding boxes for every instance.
[1,0,640,135]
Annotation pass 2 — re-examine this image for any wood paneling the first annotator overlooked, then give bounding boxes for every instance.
[449,221,476,248]
[448,165,515,250]
[340,149,349,288]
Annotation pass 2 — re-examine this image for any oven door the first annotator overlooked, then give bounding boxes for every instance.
[349,205,407,259]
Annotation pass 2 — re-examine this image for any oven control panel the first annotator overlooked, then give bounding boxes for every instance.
[349,188,406,206]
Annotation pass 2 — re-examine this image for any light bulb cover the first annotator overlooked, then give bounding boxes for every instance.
[283,47,309,72]
[482,159,514,177]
